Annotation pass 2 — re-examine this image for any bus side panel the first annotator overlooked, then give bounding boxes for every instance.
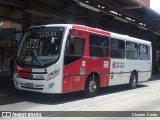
[71,76,85,92]
[63,58,87,93]
[63,57,111,93]
[62,29,88,93]
[109,58,151,86]
[109,59,131,86]
[62,29,111,93]
[138,72,151,82]
[62,76,72,93]
[137,60,151,82]
[85,32,111,88]
[85,58,110,87]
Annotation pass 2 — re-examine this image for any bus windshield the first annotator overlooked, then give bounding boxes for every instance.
[17,26,65,68]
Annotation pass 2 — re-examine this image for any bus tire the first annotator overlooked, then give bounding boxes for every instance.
[129,72,138,89]
[84,75,99,98]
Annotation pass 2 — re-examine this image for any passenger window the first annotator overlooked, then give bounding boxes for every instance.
[110,38,125,59]
[126,42,138,60]
[65,36,85,56]
[64,36,85,65]
[89,34,109,57]
[139,44,149,60]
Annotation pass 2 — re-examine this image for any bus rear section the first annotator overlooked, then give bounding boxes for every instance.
[109,33,152,88]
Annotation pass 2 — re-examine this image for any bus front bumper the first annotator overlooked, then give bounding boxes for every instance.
[14,75,62,94]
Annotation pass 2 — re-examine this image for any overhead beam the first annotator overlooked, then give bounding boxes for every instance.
[98,0,154,30]
[0,0,23,8]
[100,0,143,21]
[0,16,21,22]
[30,1,88,24]
[0,0,86,25]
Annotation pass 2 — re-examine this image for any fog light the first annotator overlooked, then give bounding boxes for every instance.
[47,83,54,89]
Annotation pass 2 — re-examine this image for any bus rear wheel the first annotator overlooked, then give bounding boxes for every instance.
[129,72,138,89]
[84,75,99,97]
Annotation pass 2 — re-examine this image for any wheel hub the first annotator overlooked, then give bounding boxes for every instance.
[89,81,97,93]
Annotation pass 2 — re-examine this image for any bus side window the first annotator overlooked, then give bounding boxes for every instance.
[110,38,125,59]
[139,44,149,60]
[89,34,109,57]
[64,36,85,65]
[126,42,138,60]
[65,36,85,56]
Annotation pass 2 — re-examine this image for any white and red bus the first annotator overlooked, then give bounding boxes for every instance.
[14,24,152,97]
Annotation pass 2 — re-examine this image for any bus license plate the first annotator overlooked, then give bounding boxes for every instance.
[26,83,34,88]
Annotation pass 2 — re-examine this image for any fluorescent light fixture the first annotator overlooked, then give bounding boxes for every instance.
[78,2,101,12]
[109,11,118,15]
[102,6,105,9]
[132,19,136,22]
[0,22,4,26]
[138,26,148,30]
[114,16,128,23]
[125,17,136,22]
[125,17,132,21]
[85,1,89,3]
[139,23,146,26]
[154,32,160,35]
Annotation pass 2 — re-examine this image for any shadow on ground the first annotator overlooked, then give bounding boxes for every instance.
[0,76,16,94]
[0,83,148,106]
[148,74,160,81]
[1,74,159,105]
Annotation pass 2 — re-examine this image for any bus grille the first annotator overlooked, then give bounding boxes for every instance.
[20,83,44,90]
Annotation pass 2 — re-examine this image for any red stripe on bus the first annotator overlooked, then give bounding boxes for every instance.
[72,25,88,31]
[18,72,30,78]
[21,67,32,72]
[88,27,110,36]
[15,64,32,73]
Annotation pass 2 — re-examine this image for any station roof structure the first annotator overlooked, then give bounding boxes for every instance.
[0,0,160,37]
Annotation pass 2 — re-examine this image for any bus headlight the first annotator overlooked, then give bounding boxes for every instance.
[46,69,60,81]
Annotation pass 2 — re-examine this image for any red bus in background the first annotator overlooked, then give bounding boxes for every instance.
[14,24,152,97]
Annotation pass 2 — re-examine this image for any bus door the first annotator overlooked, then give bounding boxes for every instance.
[63,29,87,93]
[88,34,110,87]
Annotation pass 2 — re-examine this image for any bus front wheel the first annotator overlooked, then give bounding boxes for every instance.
[129,72,138,89]
[84,75,99,97]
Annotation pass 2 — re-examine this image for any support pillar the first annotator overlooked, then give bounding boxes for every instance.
[22,0,31,30]
[150,32,157,75]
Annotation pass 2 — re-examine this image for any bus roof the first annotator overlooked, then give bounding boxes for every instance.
[110,32,151,45]
[29,24,151,44]
[72,24,110,36]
